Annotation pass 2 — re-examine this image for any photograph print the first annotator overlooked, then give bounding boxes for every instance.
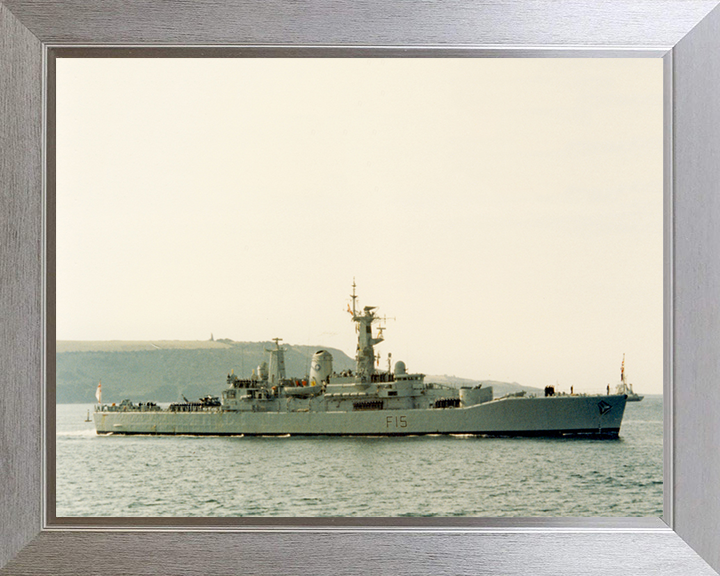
[55,57,663,518]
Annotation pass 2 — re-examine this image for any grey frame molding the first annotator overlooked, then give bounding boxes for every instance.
[2,1,720,574]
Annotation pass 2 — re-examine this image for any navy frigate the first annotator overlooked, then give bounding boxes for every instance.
[94,283,627,437]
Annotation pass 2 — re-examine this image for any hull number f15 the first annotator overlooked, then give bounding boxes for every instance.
[386,415,408,428]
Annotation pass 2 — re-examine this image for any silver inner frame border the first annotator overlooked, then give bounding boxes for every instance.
[42,44,673,532]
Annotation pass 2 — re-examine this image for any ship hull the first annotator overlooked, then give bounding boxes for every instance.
[94,394,627,438]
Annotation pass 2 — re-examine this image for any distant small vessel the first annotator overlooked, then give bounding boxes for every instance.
[84,409,92,422]
[614,354,643,402]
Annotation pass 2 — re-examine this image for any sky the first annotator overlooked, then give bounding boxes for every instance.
[56,58,663,394]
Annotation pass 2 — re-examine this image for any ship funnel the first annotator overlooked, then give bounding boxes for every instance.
[310,350,333,386]
[265,338,287,384]
[257,361,268,381]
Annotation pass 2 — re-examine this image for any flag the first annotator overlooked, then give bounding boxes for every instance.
[95,382,102,404]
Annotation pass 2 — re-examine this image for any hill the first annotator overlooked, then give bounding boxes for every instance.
[55,340,541,403]
[55,340,356,404]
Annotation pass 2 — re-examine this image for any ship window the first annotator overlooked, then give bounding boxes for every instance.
[366,325,371,334]
[389,391,398,397]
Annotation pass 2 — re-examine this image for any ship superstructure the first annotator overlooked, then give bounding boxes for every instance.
[94,284,627,437]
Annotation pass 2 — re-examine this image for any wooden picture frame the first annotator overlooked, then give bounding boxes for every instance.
[2,1,720,574]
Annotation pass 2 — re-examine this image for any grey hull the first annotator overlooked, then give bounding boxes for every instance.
[94,394,627,438]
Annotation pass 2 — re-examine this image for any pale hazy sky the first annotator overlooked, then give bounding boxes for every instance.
[56,58,663,394]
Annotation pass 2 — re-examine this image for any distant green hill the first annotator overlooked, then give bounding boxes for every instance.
[56,340,543,403]
[56,340,356,404]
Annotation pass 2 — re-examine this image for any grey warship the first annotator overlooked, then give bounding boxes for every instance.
[94,283,627,437]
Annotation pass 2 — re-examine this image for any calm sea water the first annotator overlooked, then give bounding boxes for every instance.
[56,397,663,517]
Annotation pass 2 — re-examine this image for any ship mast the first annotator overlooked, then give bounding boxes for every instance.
[350,281,385,382]
[350,279,358,317]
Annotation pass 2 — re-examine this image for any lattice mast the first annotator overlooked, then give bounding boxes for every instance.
[349,280,385,381]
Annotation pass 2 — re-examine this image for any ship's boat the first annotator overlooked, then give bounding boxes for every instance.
[94,283,627,437]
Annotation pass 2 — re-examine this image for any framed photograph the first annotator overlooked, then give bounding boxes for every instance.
[50,54,666,525]
[2,2,720,575]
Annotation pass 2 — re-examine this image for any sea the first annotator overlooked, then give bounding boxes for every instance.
[55,397,663,518]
